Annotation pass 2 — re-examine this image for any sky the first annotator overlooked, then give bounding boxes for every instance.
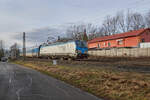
[0,0,150,48]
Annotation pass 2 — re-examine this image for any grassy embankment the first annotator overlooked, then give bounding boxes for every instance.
[13,60,150,100]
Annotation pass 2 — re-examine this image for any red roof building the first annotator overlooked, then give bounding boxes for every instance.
[88,28,150,49]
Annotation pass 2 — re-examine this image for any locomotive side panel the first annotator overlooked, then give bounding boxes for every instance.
[40,41,77,58]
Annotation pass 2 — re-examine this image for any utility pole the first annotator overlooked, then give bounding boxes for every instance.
[23,32,26,61]
[0,40,3,59]
[0,40,3,50]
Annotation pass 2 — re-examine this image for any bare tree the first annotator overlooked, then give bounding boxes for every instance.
[130,12,145,30]
[86,23,97,34]
[66,24,81,40]
[66,10,148,41]
[95,27,107,37]
[145,10,150,28]
[102,15,120,35]
[66,23,97,40]
[102,16,112,35]
[117,11,128,32]
[117,10,134,32]
[102,10,145,35]
[88,33,96,40]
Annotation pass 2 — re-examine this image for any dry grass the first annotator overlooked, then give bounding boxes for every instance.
[13,60,150,100]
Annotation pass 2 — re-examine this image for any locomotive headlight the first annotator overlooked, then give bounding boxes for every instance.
[84,51,88,54]
[78,50,82,53]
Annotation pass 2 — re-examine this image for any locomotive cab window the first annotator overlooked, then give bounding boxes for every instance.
[76,41,87,48]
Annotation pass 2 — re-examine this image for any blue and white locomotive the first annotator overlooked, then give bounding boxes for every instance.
[21,40,88,59]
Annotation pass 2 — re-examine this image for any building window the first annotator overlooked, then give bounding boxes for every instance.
[108,42,111,47]
[97,43,100,48]
[104,42,106,46]
[141,38,145,42]
[117,39,123,45]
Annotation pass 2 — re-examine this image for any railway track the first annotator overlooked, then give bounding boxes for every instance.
[18,57,150,73]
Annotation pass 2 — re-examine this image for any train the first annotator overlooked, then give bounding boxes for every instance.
[20,40,88,59]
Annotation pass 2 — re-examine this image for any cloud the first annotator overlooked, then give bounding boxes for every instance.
[12,25,67,48]
[0,0,150,49]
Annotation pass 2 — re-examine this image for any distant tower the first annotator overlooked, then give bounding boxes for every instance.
[58,36,61,41]
[83,29,88,41]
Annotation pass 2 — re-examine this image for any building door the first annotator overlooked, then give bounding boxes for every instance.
[97,43,100,48]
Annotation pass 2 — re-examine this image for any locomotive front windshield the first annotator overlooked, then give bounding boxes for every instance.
[76,41,87,48]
